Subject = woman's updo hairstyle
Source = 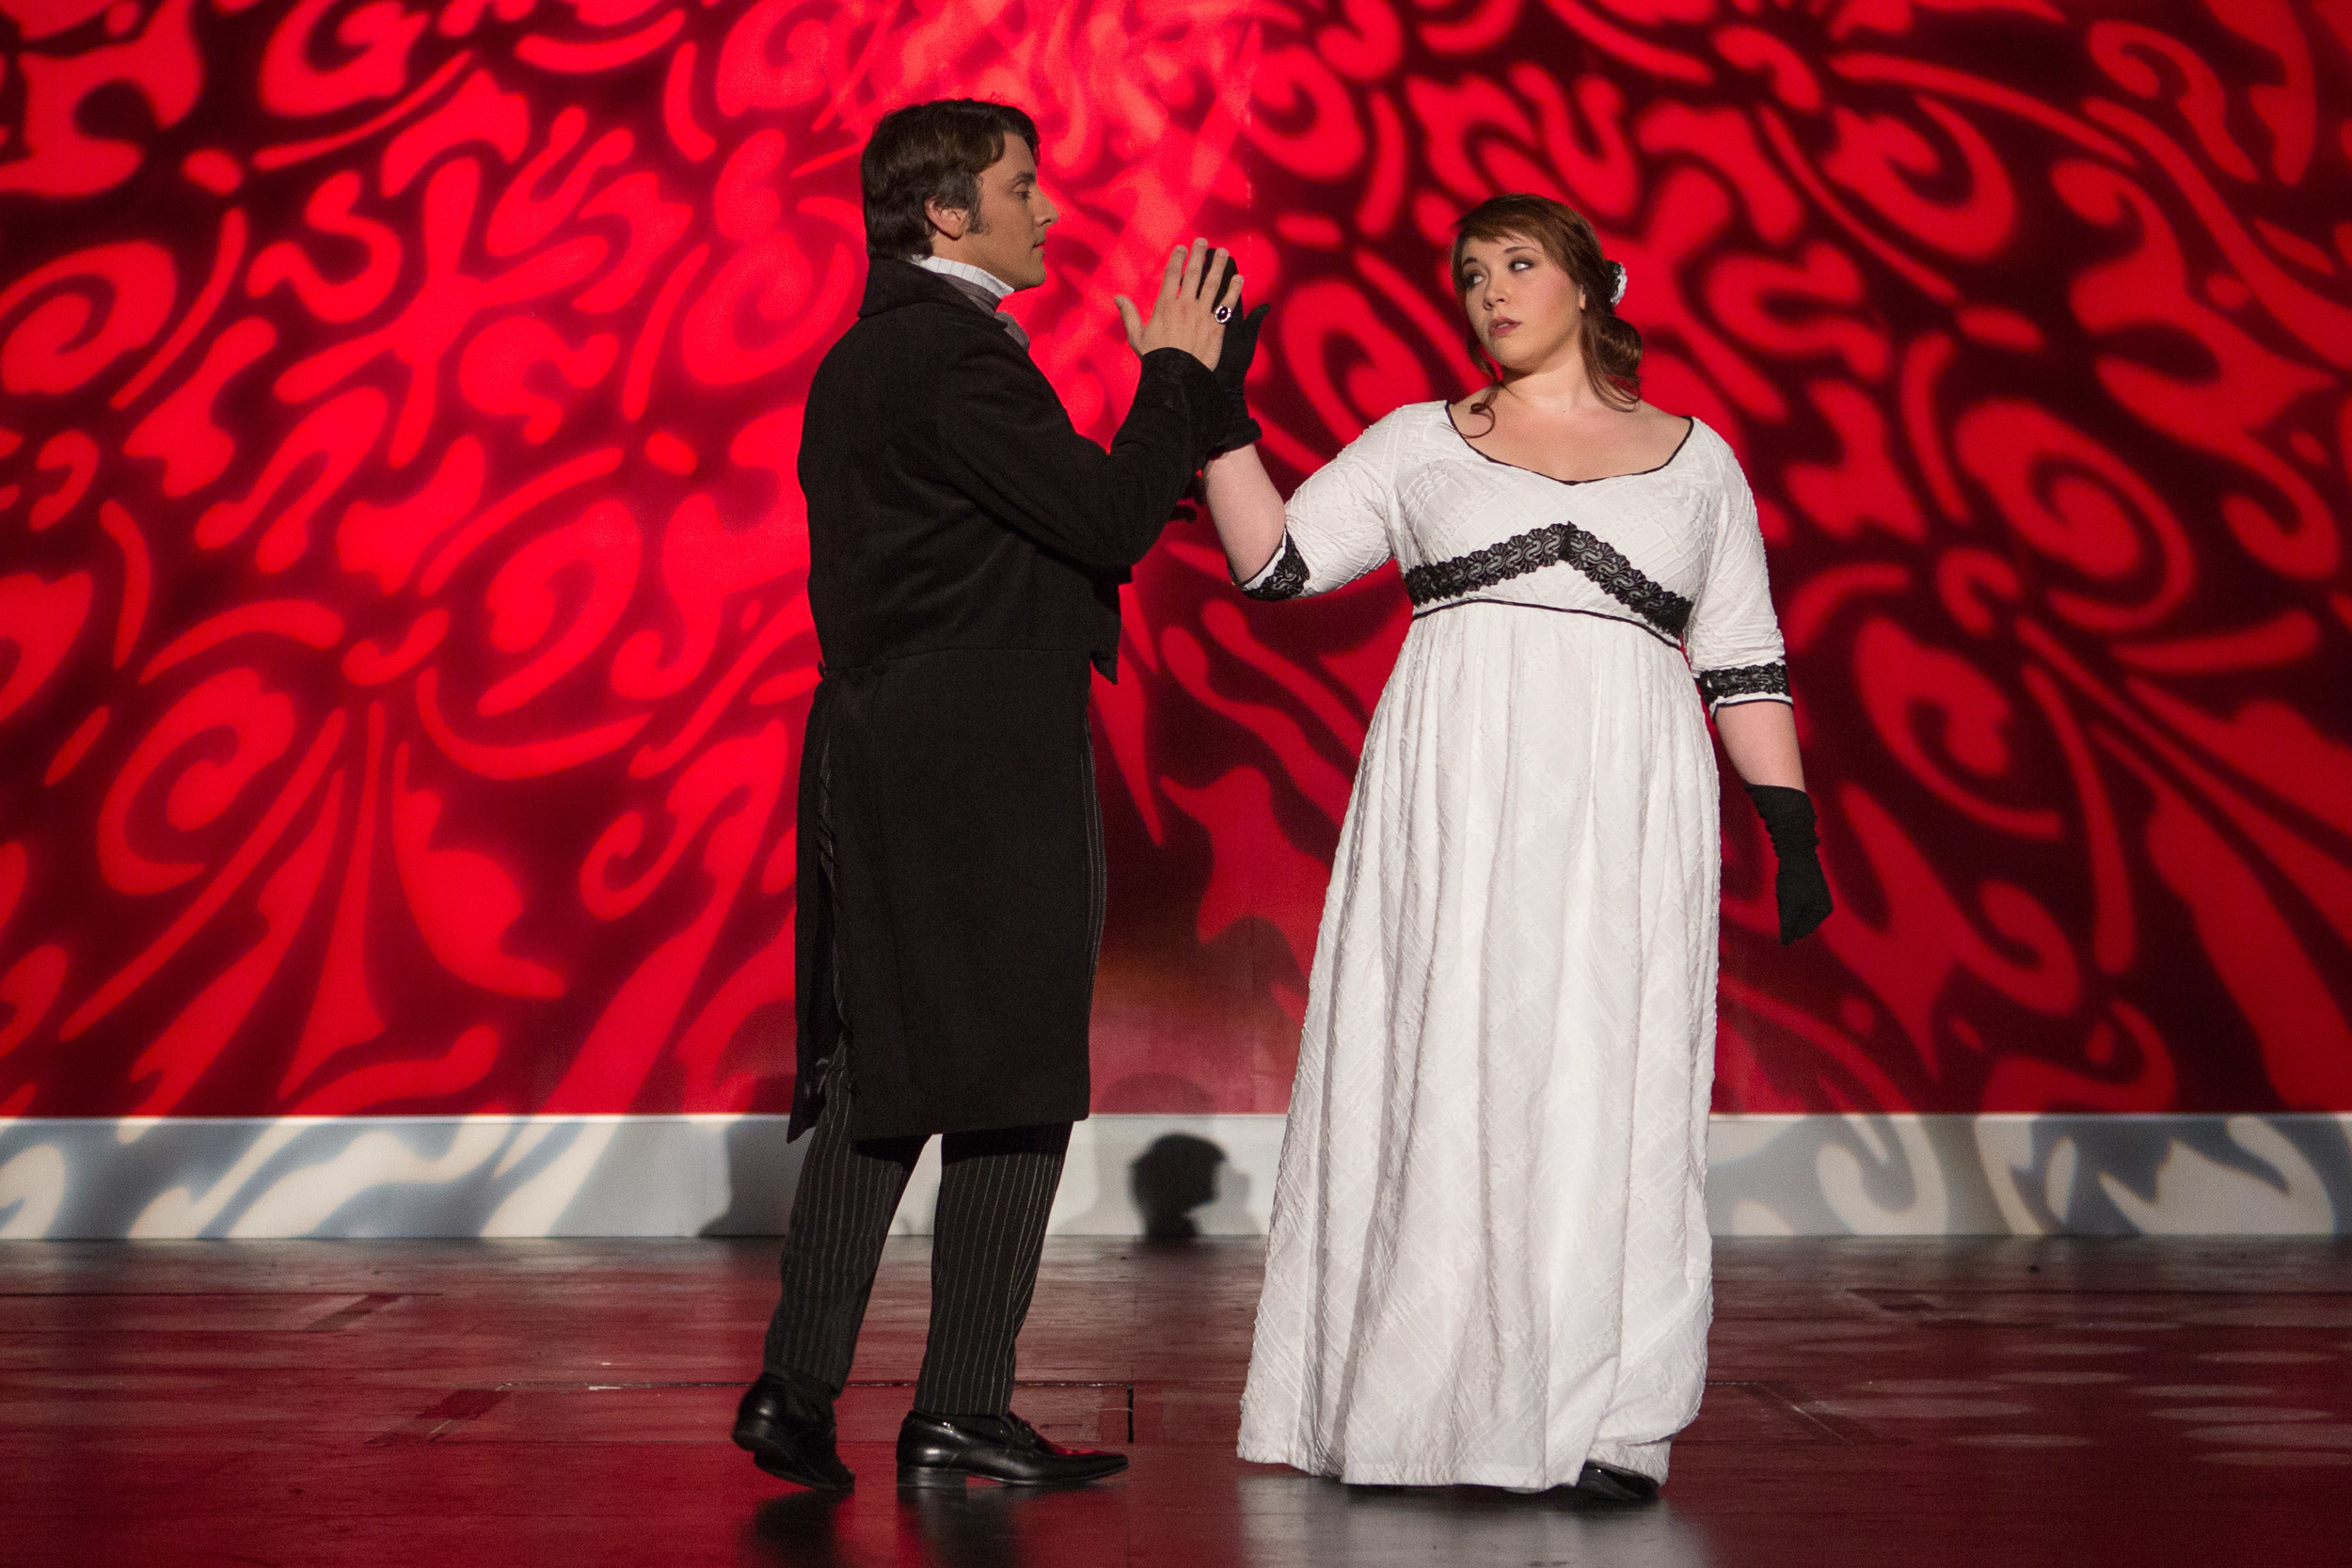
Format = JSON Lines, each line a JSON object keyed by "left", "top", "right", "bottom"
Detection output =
{"left": 1451, "top": 194, "right": 1641, "bottom": 419}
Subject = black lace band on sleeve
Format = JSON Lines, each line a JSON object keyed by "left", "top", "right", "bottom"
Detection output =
{"left": 1239, "top": 533, "right": 1310, "bottom": 601}
{"left": 1697, "top": 661, "right": 1791, "bottom": 707}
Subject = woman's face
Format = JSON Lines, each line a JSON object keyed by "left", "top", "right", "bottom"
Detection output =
{"left": 1455, "top": 233, "right": 1588, "bottom": 376}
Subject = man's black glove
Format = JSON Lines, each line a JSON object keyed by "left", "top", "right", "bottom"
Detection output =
{"left": 1207, "top": 263, "right": 1269, "bottom": 456}
{"left": 1743, "top": 784, "right": 1833, "bottom": 944}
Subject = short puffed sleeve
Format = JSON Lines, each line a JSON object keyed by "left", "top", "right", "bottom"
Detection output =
{"left": 1233, "top": 410, "right": 1409, "bottom": 599}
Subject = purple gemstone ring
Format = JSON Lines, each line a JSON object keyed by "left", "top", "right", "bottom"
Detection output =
{"left": 1214, "top": 304, "right": 1233, "bottom": 323}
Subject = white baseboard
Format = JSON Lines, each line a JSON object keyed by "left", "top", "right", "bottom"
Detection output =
{"left": 2, "top": 1113, "right": 2346, "bottom": 1240}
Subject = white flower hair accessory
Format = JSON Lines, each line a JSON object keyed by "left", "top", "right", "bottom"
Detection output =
{"left": 1610, "top": 261, "right": 1628, "bottom": 307}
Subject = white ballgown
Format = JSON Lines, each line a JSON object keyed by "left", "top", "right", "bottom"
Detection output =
{"left": 1235, "top": 404, "right": 1791, "bottom": 1490}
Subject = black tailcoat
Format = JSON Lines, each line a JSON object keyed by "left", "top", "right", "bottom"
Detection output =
{"left": 789, "top": 260, "right": 1221, "bottom": 1140}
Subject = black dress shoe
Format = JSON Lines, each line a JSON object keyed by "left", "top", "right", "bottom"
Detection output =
{"left": 1571, "top": 1460, "right": 1661, "bottom": 1504}
{"left": 733, "top": 1371, "right": 853, "bottom": 1491}
{"left": 897, "top": 1410, "right": 1128, "bottom": 1487}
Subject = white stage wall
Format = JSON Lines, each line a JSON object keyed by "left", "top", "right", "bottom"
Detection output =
{"left": 4, "top": 1114, "right": 2347, "bottom": 1240}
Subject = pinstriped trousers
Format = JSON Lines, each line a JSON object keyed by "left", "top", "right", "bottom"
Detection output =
{"left": 761, "top": 1048, "right": 1071, "bottom": 1417}
{"left": 762, "top": 709, "right": 1075, "bottom": 1417}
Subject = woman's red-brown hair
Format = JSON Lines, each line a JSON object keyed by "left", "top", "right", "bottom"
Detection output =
{"left": 1451, "top": 194, "right": 1641, "bottom": 424}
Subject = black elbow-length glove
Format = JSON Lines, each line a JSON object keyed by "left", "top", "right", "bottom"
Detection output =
{"left": 1743, "top": 784, "right": 1833, "bottom": 944}
{"left": 1206, "top": 275, "right": 1270, "bottom": 457}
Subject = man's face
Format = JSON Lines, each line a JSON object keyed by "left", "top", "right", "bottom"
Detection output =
{"left": 934, "top": 138, "right": 1057, "bottom": 291}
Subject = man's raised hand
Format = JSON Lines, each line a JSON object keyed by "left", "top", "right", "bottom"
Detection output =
{"left": 1116, "top": 239, "right": 1245, "bottom": 372}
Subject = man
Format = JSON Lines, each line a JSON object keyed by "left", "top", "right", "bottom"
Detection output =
{"left": 732, "top": 99, "right": 1257, "bottom": 1490}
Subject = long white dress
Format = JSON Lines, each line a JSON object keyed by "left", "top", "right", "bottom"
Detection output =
{"left": 1234, "top": 403, "right": 1792, "bottom": 1491}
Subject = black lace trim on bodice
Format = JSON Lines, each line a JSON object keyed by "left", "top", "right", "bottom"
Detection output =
{"left": 1239, "top": 534, "right": 1310, "bottom": 601}
{"left": 1402, "top": 519, "right": 1692, "bottom": 639}
{"left": 1696, "top": 661, "right": 1790, "bottom": 706}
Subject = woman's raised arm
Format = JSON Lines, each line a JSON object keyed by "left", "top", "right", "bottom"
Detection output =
{"left": 1201, "top": 444, "right": 1289, "bottom": 583}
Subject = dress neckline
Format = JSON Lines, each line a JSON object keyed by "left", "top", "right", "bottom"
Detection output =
{"left": 1438, "top": 403, "right": 1696, "bottom": 487}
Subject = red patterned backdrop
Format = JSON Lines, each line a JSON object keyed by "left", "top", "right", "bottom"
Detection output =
{"left": 1, "top": 0, "right": 2346, "bottom": 1125}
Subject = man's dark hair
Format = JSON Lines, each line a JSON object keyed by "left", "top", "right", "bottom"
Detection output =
{"left": 861, "top": 100, "right": 1041, "bottom": 261}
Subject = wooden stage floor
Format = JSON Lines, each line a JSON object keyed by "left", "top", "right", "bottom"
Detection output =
{"left": 5, "top": 1236, "right": 2349, "bottom": 1566}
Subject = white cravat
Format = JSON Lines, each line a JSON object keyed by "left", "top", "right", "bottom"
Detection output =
{"left": 914, "top": 255, "right": 1015, "bottom": 300}
{"left": 914, "top": 255, "right": 1026, "bottom": 348}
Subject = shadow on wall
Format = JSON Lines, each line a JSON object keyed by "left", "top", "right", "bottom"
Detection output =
{"left": 702, "top": 1117, "right": 807, "bottom": 1237}
{"left": 699, "top": 1114, "right": 1267, "bottom": 1240}
{"left": 1131, "top": 1132, "right": 1229, "bottom": 1241}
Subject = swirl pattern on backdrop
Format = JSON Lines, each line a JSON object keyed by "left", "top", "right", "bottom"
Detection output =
{"left": 0, "top": 0, "right": 2347, "bottom": 1141}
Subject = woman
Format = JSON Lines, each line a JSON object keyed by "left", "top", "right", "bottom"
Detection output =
{"left": 1205, "top": 195, "right": 1831, "bottom": 1497}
